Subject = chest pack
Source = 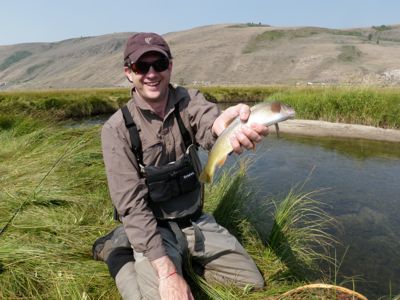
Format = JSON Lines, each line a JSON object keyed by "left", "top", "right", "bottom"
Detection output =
{"left": 121, "top": 103, "right": 203, "bottom": 223}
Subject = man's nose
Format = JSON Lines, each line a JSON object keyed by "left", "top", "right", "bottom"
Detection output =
{"left": 146, "top": 66, "right": 158, "bottom": 76}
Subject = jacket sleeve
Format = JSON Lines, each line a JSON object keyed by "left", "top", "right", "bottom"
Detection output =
{"left": 101, "top": 118, "right": 166, "bottom": 261}
{"left": 186, "top": 89, "right": 221, "bottom": 151}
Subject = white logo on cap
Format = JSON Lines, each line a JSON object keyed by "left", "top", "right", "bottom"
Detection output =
{"left": 145, "top": 37, "right": 152, "bottom": 44}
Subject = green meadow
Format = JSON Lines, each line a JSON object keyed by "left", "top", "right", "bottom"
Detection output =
{"left": 200, "top": 85, "right": 400, "bottom": 129}
{"left": 1, "top": 85, "right": 400, "bottom": 128}
{"left": 1, "top": 85, "right": 392, "bottom": 299}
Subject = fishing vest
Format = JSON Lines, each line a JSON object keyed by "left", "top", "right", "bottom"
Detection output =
{"left": 120, "top": 102, "right": 204, "bottom": 225}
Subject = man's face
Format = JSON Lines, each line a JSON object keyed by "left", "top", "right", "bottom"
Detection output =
{"left": 125, "top": 52, "right": 172, "bottom": 104}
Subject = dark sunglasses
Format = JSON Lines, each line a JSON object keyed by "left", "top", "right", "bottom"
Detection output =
{"left": 131, "top": 58, "right": 170, "bottom": 74}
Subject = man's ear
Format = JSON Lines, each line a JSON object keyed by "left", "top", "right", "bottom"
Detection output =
{"left": 124, "top": 67, "right": 133, "bottom": 83}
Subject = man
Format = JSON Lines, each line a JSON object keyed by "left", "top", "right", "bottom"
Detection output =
{"left": 97, "top": 32, "right": 268, "bottom": 300}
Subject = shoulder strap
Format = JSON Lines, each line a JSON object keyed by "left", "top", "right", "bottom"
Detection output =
{"left": 174, "top": 102, "right": 192, "bottom": 150}
{"left": 121, "top": 105, "right": 144, "bottom": 167}
{"left": 121, "top": 103, "right": 193, "bottom": 165}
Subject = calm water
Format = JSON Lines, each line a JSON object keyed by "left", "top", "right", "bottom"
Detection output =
{"left": 206, "top": 133, "right": 400, "bottom": 299}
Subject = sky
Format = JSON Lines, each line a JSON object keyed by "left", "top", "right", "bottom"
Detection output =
{"left": 1, "top": 0, "right": 399, "bottom": 45}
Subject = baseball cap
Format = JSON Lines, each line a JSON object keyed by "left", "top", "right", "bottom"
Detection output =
{"left": 123, "top": 32, "right": 172, "bottom": 65}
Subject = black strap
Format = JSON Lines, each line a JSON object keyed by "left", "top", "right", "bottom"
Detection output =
{"left": 192, "top": 221, "right": 205, "bottom": 252}
{"left": 121, "top": 103, "right": 193, "bottom": 167}
{"left": 169, "top": 221, "right": 189, "bottom": 260}
{"left": 173, "top": 102, "right": 193, "bottom": 150}
{"left": 156, "top": 208, "right": 202, "bottom": 229}
{"left": 121, "top": 106, "right": 144, "bottom": 167}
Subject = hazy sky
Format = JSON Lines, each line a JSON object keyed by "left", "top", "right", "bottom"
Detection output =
{"left": 1, "top": 0, "right": 399, "bottom": 45}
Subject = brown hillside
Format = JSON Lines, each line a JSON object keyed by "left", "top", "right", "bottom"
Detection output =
{"left": 1, "top": 23, "right": 400, "bottom": 89}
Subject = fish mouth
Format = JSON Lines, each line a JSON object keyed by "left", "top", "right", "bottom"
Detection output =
{"left": 281, "top": 104, "right": 296, "bottom": 118}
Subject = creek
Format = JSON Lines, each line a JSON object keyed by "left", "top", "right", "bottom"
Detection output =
{"left": 210, "top": 133, "right": 400, "bottom": 299}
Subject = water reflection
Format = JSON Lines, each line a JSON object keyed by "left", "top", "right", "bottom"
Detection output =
{"left": 212, "top": 133, "right": 400, "bottom": 299}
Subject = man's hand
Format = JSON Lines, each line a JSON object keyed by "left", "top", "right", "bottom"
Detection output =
{"left": 151, "top": 256, "right": 194, "bottom": 300}
{"left": 212, "top": 103, "right": 269, "bottom": 154}
{"left": 158, "top": 272, "right": 194, "bottom": 300}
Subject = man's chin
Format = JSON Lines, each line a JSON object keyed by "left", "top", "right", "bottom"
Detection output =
{"left": 143, "top": 91, "right": 164, "bottom": 102}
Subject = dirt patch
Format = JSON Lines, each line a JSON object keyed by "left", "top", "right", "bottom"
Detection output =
{"left": 277, "top": 119, "right": 400, "bottom": 142}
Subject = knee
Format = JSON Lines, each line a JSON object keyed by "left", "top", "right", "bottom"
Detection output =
{"left": 106, "top": 247, "right": 134, "bottom": 279}
{"left": 251, "top": 274, "right": 265, "bottom": 290}
{"left": 238, "top": 271, "right": 265, "bottom": 290}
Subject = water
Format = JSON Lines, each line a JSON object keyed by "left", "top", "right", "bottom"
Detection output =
{"left": 212, "top": 133, "right": 400, "bottom": 299}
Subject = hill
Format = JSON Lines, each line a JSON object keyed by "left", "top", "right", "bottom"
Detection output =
{"left": 1, "top": 23, "right": 400, "bottom": 89}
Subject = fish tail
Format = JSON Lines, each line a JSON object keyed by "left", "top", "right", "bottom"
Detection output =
{"left": 199, "top": 168, "right": 212, "bottom": 183}
{"left": 199, "top": 164, "right": 213, "bottom": 183}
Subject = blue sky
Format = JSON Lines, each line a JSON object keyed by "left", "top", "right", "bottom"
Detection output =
{"left": 1, "top": 0, "right": 399, "bottom": 45}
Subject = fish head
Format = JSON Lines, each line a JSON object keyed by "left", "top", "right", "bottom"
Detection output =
{"left": 279, "top": 103, "right": 296, "bottom": 119}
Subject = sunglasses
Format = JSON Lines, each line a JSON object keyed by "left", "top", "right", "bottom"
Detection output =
{"left": 131, "top": 58, "right": 170, "bottom": 74}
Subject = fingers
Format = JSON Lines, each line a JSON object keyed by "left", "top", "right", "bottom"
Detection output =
{"left": 212, "top": 104, "right": 252, "bottom": 137}
{"left": 230, "top": 124, "right": 269, "bottom": 154}
{"left": 230, "top": 133, "right": 244, "bottom": 154}
{"left": 230, "top": 127, "right": 256, "bottom": 154}
{"left": 212, "top": 106, "right": 239, "bottom": 137}
{"left": 250, "top": 123, "right": 269, "bottom": 137}
{"left": 237, "top": 103, "right": 250, "bottom": 122}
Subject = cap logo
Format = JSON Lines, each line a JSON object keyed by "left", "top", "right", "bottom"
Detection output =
{"left": 145, "top": 37, "right": 152, "bottom": 44}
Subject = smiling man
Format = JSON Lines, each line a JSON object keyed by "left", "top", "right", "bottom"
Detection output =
{"left": 97, "top": 32, "right": 268, "bottom": 300}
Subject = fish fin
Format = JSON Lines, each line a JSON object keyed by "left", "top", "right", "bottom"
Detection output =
{"left": 275, "top": 123, "right": 280, "bottom": 139}
{"left": 199, "top": 170, "right": 211, "bottom": 183}
{"left": 216, "top": 155, "right": 227, "bottom": 167}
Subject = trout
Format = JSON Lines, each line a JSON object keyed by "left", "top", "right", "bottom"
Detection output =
{"left": 199, "top": 101, "right": 295, "bottom": 183}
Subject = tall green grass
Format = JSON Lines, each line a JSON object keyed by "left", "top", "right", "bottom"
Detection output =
{"left": 2, "top": 86, "right": 400, "bottom": 128}
{"left": 0, "top": 117, "right": 342, "bottom": 299}
{"left": 0, "top": 117, "right": 118, "bottom": 299}
{"left": 199, "top": 86, "right": 400, "bottom": 129}
{"left": 0, "top": 88, "right": 129, "bottom": 119}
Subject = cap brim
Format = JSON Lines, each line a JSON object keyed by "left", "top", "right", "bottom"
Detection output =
{"left": 128, "top": 47, "right": 169, "bottom": 64}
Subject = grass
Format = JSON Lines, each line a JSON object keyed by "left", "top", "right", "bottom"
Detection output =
{"left": 2, "top": 85, "right": 400, "bottom": 129}
{"left": 198, "top": 86, "right": 400, "bottom": 129}
{"left": 0, "top": 88, "right": 130, "bottom": 119}
{"left": 0, "top": 118, "right": 119, "bottom": 299}
{"left": 0, "top": 111, "right": 345, "bottom": 299}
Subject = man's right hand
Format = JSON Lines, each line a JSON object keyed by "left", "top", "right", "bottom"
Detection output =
{"left": 159, "top": 272, "right": 194, "bottom": 300}
{"left": 151, "top": 256, "right": 194, "bottom": 300}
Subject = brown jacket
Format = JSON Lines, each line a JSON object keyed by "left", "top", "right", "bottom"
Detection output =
{"left": 101, "top": 85, "right": 220, "bottom": 260}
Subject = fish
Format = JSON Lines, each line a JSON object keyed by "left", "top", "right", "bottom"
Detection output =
{"left": 199, "top": 101, "right": 295, "bottom": 183}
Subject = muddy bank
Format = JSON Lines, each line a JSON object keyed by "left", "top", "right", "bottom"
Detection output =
{"left": 276, "top": 120, "right": 400, "bottom": 143}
